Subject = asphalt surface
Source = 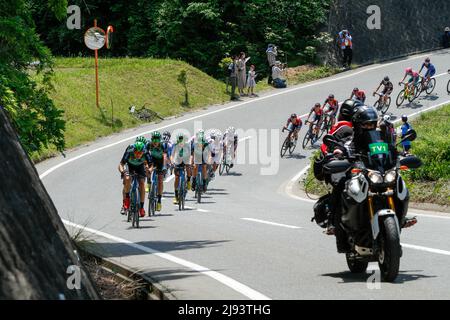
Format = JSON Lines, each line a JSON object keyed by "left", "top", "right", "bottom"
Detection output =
{"left": 37, "top": 49, "right": 450, "bottom": 300}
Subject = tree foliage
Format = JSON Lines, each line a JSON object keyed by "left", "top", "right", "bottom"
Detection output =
{"left": 0, "top": 0, "right": 66, "bottom": 155}
{"left": 31, "top": 0, "right": 330, "bottom": 76}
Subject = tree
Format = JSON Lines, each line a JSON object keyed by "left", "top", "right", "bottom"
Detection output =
{"left": 0, "top": 0, "right": 67, "bottom": 155}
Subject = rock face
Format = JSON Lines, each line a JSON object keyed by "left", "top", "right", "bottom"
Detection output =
{"left": 0, "top": 107, "right": 99, "bottom": 299}
{"left": 326, "top": 0, "right": 449, "bottom": 65}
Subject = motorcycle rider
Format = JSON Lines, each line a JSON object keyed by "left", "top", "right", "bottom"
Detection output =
{"left": 313, "top": 99, "right": 363, "bottom": 252}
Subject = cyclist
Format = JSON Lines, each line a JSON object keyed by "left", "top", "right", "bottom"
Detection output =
{"left": 322, "top": 94, "right": 339, "bottom": 126}
{"left": 146, "top": 131, "right": 168, "bottom": 212}
{"left": 207, "top": 130, "right": 223, "bottom": 179}
{"left": 162, "top": 131, "right": 174, "bottom": 177}
{"left": 118, "top": 137, "right": 151, "bottom": 218}
{"left": 399, "top": 67, "right": 421, "bottom": 92}
{"left": 373, "top": 76, "right": 393, "bottom": 106}
{"left": 306, "top": 103, "right": 323, "bottom": 139}
{"left": 350, "top": 87, "right": 366, "bottom": 104}
{"left": 283, "top": 113, "right": 303, "bottom": 146}
{"left": 223, "top": 127, "right": 238, "bottom": 168}
{"left": 191, "top": 129, "right": 210, "bottom": 192}
{"left": 418, "top": 57, "right": 436, "bottom": 89}
{"left": 171, "top": 133, "right": 192, "bottom": 205}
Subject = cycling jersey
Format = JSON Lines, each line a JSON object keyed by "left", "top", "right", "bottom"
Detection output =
{"left": 146, "top": 142, "right": 167, "bottom": 169}
{"left": 311, "top": 107, "right": 322, "bottom": 116}
{"left": 287, "top": 116, "right": 302, "bottom": 127}
{"left": 172, "top": 142, "right": 191, "bottom": 165}
{"left": 121, "top": 144, "right": 152, "bottom": 167}
{"left": 163, "top": 141, "right": 174, "bottom": 158}
{"left": 191, "top": 137, "right": 209, "bottom": 164}
{"left": 323, "top": 99, "right": 339, "bottom": 115}
{"left": 353, "top": 90, "right": 366, "bottom": 101}
{"left": 381, "top": 81, "right": 394, "bottom": 93}
{"left": 421, "top": 63, "right": 436, "bottom": 78}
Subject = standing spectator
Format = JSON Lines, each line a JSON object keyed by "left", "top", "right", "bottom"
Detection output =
{"left": 229, "top": 55, "right": 239, "bottom": 101}
{"left": 399, "top": 115, "right": 413, "bottom": 154}
{"left": 442, "top": 27, "right": 450, "bottom": 48}
{"left": 237, "top": 52, "right": 248, "bottom": 97}
{"left": 266, "top": 44, "right": 278, "bottom": 85}
{"left": 338, "top": 29, "right": 353, "bottom": 69}
{"left": 247, "top": 65, "right": 257, "bottom": 97}
{"left": 272, "top": 61, "right": 287, "bottom": 88}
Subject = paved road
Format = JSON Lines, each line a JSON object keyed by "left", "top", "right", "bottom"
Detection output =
{"left": 37, "top": 49, "right": 450, "bottom": 300}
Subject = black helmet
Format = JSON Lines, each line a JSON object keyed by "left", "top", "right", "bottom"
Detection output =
{"left": 328, "top": 94, "right": 335, "bottom": 99}
{"left": 402, "top": 115, "right": 408, "bottom": 122}
{"left": 352, "top": 105, "right": 379, "bottom": 130}
{"left": 353, "top": 87, "right": 359, "bottom": 92}
{"left": 383, "top": 76, "right": 390, "bottom": 82}
{"left": 291, "top": 113, "right": 297, "bottom": 118}
{"left": 163, "top": 131, "right": 171, "bottom": 141}
{"left": 338, "top": 99, "right": 362, "bottom": 122}
{"left": 425, "top": 57, "right": 430, "bottom": 63}
{"left": 314, "top": 103, "right": 321, "bottom": 108}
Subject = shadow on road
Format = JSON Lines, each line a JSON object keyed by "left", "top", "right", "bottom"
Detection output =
{"left": 321, "top": 269, "right": 436, "bottom": 284}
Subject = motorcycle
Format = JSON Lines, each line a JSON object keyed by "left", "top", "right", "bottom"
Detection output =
{"left": 317, "top": 129, "right": 421, "bottom": 282}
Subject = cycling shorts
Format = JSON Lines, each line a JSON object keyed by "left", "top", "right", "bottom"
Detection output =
{"left": 127, "top": 163, "right": 147, "bottom": 179}
{"left": 408, "top": 76, "right": 420, "bottom": 84}
{"left": 382, "top": 87, "right": 393, "bottom": 95}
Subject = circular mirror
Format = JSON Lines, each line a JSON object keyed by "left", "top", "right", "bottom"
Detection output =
{"left": 84, "top": 27, "right": 106, "bottom": 50}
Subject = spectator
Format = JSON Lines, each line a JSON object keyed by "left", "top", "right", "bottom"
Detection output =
{"left": 229, "top": 55, "right": 239, "bottom": 101}
{"left": 237, "top": 52, "right": 248, "bottom": 97}
{"left": 442, "top": 27, "right": 450, "bottom": 48}
{"left": 272, "top": 61, "right": 287, "bottom": 88}
{"left": 266, "top": 44, "right": 278, "bottom": 85}
{"left": 399, "top": 115, "right": 413, "bottom": 155}
{"left": 247, "top": 65, "right": 257, "bottom": 97}
{"left": 338, "top": 29, "right": 353, "bottom": 69}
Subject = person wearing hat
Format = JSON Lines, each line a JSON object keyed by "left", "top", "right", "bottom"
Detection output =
{"left": 272, "top": 61, "right": 286, "bottom": 88}
{"left": 442, "top": 27, "right": 450, "bottom": 48}
{"left": 266, "top": 44, "right": 278, "bottom": 85}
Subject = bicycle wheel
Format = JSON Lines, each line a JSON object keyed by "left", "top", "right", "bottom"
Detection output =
{"left": 178, "top": 184, "right": 183, "bottom": 211}
{"left": 302, "top": 131, "right": 311, "bottom": 149}
{"left": 425, "top": 78, "right": 436, "bottom": 95}
{"left": 412, "top": 84, "right": 421, "bottom": 100}
{"left": 396, "top": 90, "right": 405, "bottom": 107}
{"left": 219, "top": 160, "right": 225, "bottom": 176}
{"left": 196, "top": 174, "right": 202, "bottom": 203}
{"left": 447, "top": 80, "right": 450, "bottom": 94}
{"left": 374, "top": 99, "right": 380, "bottom": 111}
{"left": 148, "top": 184, "right": 155, "bottom": 217}
{"left": 288, "top": 137, "right": 297, "bottom": 154}
{"left": 226, "top": 164, "right": 230, "bottom": 174}
{"left": 280, "top": 137, "right": 290, "bottom": 158}
{"left": 381, "top": 97, "right": 391, "bottom": 115}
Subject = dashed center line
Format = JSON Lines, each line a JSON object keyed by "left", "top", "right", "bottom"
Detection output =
{"left": 242, "top": 218, "right": 302, "bottom": 229}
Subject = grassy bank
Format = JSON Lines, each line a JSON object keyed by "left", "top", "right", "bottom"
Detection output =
{"left": 301, "top": 104, "right": 450, "bottom": 207}
{"left": 33, "top": 58, "right": 339, "bottom": 162}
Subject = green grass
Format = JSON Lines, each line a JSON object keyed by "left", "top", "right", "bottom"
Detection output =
{"left": 32, "top": 58, "right": 339, "bottom": 162}
{"left": 301, "top": 104, "right": 450, "bottom": 207}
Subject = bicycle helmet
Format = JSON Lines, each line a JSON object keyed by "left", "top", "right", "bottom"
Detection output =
{"left": 227, "top": 126, "right": 235, "bottom": 133}
{"left": 176, "top": 133, "right": 185, "bottom": 142}
{"left": 196, "top": 129, "right": 205, "bottom": 140}
{"left": 402, "top": 115, "right": 408, "bottom": 122}
{"left": 405, "top": 67, "right": 413, "bottom": 74}
{"left": 291, "top": 113, "right": 297, "bottom": 119}
{"left": 151, "top": 131, "right": 161, "bottom": 142}
{"left": 339, "top": 99, "right": 362, "bottom": 122}
{"left": 210, "top": 130, "right": 217, "bottom": 140}
{"left": 314, "top": 103, "right": 321, "bottom": 108}
{"left": 353, "top": 87, "right": 359, "bottom": 93}
{"left": 135, "top": 136, "right": 147, "bottom": 144}
{"left": 383, "top": 76, "right": 390, "bottom": 82}
{"left": 328, "top": 94, "right": 335, "bottom": 99}
{"left": 163, "top": 131, "right": 171, "bottom": 141}
{"left": 425, "top": 57, "right": 431, "bottom": 63}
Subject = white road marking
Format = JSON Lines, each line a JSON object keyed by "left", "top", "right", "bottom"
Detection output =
{"left": 183, "top": 206, "right": 211, "bottom": 213}
{"left": 402, "top": 243, "right": 450, "bottom": 256}
{"left": 242, "top": 218, "right": 302, "bottom": 229}
{"left": 62, "top": 219, "right": 270, "bottom": 300}
{"left": 39, "top": 50, "right": 447, "bottom": 180}
{"left": 410, "top": 213, "right": 450, "bottom": 220}
{"left": 197, "top": 208, "right": 211, "bottom": 213}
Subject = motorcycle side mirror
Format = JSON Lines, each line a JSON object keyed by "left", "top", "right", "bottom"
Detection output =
{"left": 400, "top": 155, "right": 422, "bottom": 169}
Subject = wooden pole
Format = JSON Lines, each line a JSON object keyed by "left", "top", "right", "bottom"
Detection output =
{"left": 94, "top": 19, "right": 100, "bottom": 108}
